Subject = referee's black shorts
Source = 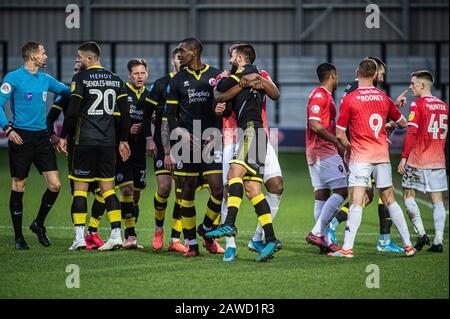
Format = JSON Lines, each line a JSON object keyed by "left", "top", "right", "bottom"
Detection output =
{"left": 69, "top": 145, "right": 116, "bottom": 182}
{"left": 8, "top": 128, "right": 58, "bottom": 180}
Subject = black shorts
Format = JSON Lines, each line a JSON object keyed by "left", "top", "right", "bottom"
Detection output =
{"left": 174, "top": 143, "right": 222, "bottom": 178}
{"left": 153, "top": 143, "right": 172, "bottom": 176}
{"left": 8, "top": 129, "right": 58, "bottom": 179}
{"left": 116, "top": 159, "right": 147, "bottom": 191}
{"left": 230, "top": 125, "right": 267, "bottom": 182}
{"left": 69, "top": 145, "right": 116, "bottom": 182}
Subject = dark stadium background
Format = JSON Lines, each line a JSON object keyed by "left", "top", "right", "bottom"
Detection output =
{"left": 0, "top": 0, "right": 448, "bottom": 151}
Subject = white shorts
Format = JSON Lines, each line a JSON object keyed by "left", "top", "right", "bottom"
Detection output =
{"left": 263, "top": 142, "right": 283, "bottom": 183}
{"left": 402, "top": 165, "right": 448, "bottom": 193}
{"left": 348, "top": 162, "right": 392, "bottom": 188}
{"left": 222, "top": 142, "right": 283, "bottom": 185}
{"left": 308, "top": 155, "right": 347, "bottom": 191}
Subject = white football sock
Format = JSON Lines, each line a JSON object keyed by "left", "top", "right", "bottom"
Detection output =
{"left": 342, "top": 205, "right": 363, "bottom": 251}
{"left": 312, "top": 194, "right": 344, "bottom": 239}
{"left": 313, "top": 200, "right": 326, "bottom": 222}
{"left": 253, "top": 192, "right": 282, "bottom": 242}
{"left": 404, "top": 197, "right": 426, "bottom": 236}
{"left": 433, "top": 201, "right": 446, "bottom": 245}
{"left": 221, "top": 199, "right": 236, "bottom": 248}
{"left": 75, "top": 226, "right": 85, "bottom": 241}
{"left": 110, "top": 227, "right": 121, "bottom": 240}
{"left": 387, "top": 202, "right": 412, "bottom": 247}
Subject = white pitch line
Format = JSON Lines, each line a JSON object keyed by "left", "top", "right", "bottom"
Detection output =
{"left": 393, "top": 189, "right": 449, "bottom": 215}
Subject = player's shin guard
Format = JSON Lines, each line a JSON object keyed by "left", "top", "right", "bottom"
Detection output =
{"left": 88, "top": 191, "right": 105, "bottom": 234}
{"left": 10, "top": 191, "right": 24, "bottom": 240}
{"left": 103, "top": 190, "right": 121, "bottom": 231}
{"left": 181, "top": 198, "right": 197, "bottom": 248}
{"left": 224, "top": 178, "right": 244, "bottom": 226}
{"left": 387, "top": 202, "right": 412, "bottom": 247}
{"left": 202, "top": 194, "right": 222, "bottom": 231}
{"left": 170, "top": 198, "right": 182, "bottom": 240}
{"left": 72, "top": 191, "right": 88, "bottom": 240}
{"left": 121, "top": 195, "right": 136, "bottom": 238}
{"left": 35, "top": 189, "right": 59, "bottom": 226}
{"left": 154, "top": 192, "right": 168, "bottom": 229}
{"left": 251, "top": 194, "right": 276, "bottom": 243}
{"left": 378, "top": 198, "right": 392, "bottom": 242}
{"left": 432, "top": 201, "right": 446, "bottom": 245}
{"left": 342, "top": 205, "right": 363, "bottom": 251}
{"left": 404, "top": 197, "right": 426, "bottom": 236}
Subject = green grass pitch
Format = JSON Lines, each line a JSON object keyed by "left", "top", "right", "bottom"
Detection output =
{"left": 0, "top": 149, "right": 448, "bottom": 298}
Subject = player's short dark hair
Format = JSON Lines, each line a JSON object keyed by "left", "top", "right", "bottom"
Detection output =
{"left": 228, "top": 41, "right": 246, "bottom": 56}
{"left": 358, "top": 58, "right": 378, "bottom": 78}
{"left": 316, "top": 63, "right": 336, "bottom": 83}
{"left": 411, "top": 70, "right": 434, "bottom": 84}
{"left": 234, "top": 44, "right": 256, "bottom": 64}
{"left": 180, "top": 37, "right": 203, "bottom": 54}
{"left": 78, "top": 41, "right": 101, "bottom": 59}
{"left": 171, "top": 47, "right": 182, "bottom": 59}
{"left": 367, "top": 56, "right": 387, "bottom": 72}
{"left": 127, "top": 58, "right": 148, "bottom": 73}
{"left": 22, "top": 41, "right": 42, "bottom": 60}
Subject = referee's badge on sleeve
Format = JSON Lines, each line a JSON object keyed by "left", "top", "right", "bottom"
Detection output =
{"left": 71, "top": 81, "right": 76, "bottom": 92}
{"left": 43, "top": 92, "right": 47, "bottom": 101}
{"left": 1, "top": 82, "right": 12, "bottom": 94}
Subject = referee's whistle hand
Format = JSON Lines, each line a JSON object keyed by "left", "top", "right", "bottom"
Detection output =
{"left": 8, "top": 130, "right": 23, "bottom": 145}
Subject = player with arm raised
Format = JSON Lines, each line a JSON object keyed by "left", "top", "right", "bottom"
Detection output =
{"left": 58, "top": 41, "right": 130, "bottom": 251}
{"left": 329, "top": 58, "right": 415, "bottom": 258}
{"left": 398, "top": 70, "right": 448, "bottom": 253}
{"left": 0, "top": 41, "right": 70, "bottom": 249}
{"left": 328, "top": 56, "right": 406, "bottom": 254}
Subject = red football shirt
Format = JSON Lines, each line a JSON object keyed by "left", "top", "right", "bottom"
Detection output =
{"left": 406, "top": 95, "right": 448, "bottom": 169}
{"left": 337, "top": 87, "right": 404, "bottom": 164}
{"left": 306, "top": 86, "right": 338, "bottom": 165}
